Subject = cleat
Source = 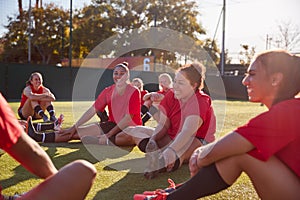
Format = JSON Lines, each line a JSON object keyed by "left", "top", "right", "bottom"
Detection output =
{"left": 133, "top": 179, "right": 178, "bottom": 200}
{"left": 26, "top": 116, "right": 37, "bottom": 138}
{"left": 54, "top": 114, "right": 64, "bottom": 131}
{"left": 143, "top": 179, "right": 179, "bottom": 195}
{"left": 133, "top": 191, "right": 168, "bottom": 200}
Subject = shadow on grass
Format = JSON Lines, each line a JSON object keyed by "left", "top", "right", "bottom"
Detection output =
{"left": 1, "top": 142, "right": 134, "bottom": 191}
{"left": 92, "top": 158, "right": 190, "bottom": 200}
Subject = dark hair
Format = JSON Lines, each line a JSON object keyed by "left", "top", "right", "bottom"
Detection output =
{"left": 178, "top": 62, "right": 206, "bottom": 90}
{"left": 26, "top": 72, "right": 43, "bottom": 86}
{"left": 254, "top": 50, "right": 300, "bottom": 105}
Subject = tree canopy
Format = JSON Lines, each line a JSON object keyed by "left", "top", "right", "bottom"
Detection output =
{"left": 0, "top": 0, "right": 220, "bottom": 66}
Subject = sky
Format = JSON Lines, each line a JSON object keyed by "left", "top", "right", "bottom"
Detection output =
{"left": 1, "top": 0, "right": 300, "bottom": 60}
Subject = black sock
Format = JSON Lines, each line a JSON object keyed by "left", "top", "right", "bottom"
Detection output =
{"left": 46, "top": 105, "right": 55, "bottom": 117}
{"left": 33, "top": 123, "right": 54, "bottom": 131}
{"left": 167, "top": 163, "right": 230, "bottom": 200}
{"left": 34, "top": 105, "right": 47, "bottom": 118}
{"left": 138, "top": 138, "right": 150, "bottom": 152}
{"left": 29, "top": 131, "right": 43, "bottom": 142}
{"left": 43, "top": 132, "right": 55, "bottom": 143}
{"left": 142, "top": 113, "right": 152, "bottom": 125}
{"left": 141, "top": 105, "right": 149, "bottom": 115}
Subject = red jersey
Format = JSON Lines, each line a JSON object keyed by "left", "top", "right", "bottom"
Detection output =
{"left": 235, "top": 98, "right": 300, "bottom": 177}
{"left": 0, "top": 94, "right": 23, "bottom": 200}
{"left": 159, "top": 89, "right": 216, "bottom": 142}
{"left": 0, "top": 93, "right": 22, "bottom": 151}
{"left": 94, "top": 84, "right": 142, "bottom": 126}
{"left": 18, "top": 85, "right": 44, "bottom": 111}
{"left": 140, "top": 90, "right": 149, "bottom": 105}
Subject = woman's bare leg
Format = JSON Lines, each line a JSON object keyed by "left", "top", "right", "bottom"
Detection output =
{"left": 179, "top": 138, "right": 202, "bottom": 164}
{"left": 76, "top": 123, "right": 103, "bottom": 138}
{"left": 21, "top": 100, "right": 35, "bottom": 119}
{"left": 217, "top": 154, "right": 300, "bottom": 200}
{"left": 20, "top": 160, "right": 96, "bottom": 200}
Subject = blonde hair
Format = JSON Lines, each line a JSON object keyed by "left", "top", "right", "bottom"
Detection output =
{"left": 158, "top": 73, "right": 173, "bottom": 88}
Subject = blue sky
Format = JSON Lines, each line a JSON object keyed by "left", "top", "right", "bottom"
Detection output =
{"left": 1, "top": 0, "right": 300, "bottom": 59}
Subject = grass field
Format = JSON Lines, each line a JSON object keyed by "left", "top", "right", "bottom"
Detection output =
{"left": 0, "top": 100, "right": 267, "bottom": 200}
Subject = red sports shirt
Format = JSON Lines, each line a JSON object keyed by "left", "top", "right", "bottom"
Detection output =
{"left": 235, "top": 98, "right": 300, "bottom": 177}
{"left": 159, "top": 89, "right": 216, "bottom": 142}
{"left": 94, "top": 84, "right": 142, "bottom": 126}
{"left": 0, "top": 93, "right": 23, "bottom": 198}
{"left": 18, "top": 85, "right": 44, "bottom": 111}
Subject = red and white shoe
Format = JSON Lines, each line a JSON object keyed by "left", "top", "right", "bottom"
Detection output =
{"left": 133, "top": 191, "right": 168, "bottom": 200}
{"left": 54, "top": 114, "right": 64, "bottom": 131}
{"left": 133, "top": 179, "right": 180, "bottom": 200}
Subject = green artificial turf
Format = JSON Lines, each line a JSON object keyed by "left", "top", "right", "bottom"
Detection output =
{"left": 0, "top": 100, "right": 267, "bottom": 199}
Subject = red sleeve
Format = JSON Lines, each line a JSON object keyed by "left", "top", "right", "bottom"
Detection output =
{"left": 0, "top": 93, "right": 22, "bottom": 151}
{"left": 94, "top": 87, "right": 110, "bottom": 111}
{"left": 129, "top": 88, "right": 142, "bottom": 125}
{"left": 235, "top": 101, "right": 298, "bottom": 161}
{"left": 159, "top": 91, "right": 174, "bottom": 117}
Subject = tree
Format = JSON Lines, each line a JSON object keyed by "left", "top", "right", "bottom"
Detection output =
{"left": 238, "top": 44, "right": 255, "bottom": 66}
{"left": 104, "top": 0, "right": 211, "bottom": 66}
{"left": 1, "top": 3, "right": 69, "bottom": 64}
{"left": 274, "top": 21, "right": 300, "bottom": 51}
{"left": 18, "top": 0, "right": 23, "bottom": 19}
{"left": 72, "top": 2, "right": 117, "bottom": 59}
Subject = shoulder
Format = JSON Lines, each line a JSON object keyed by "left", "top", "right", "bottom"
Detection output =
{"left": 42, "top": 86, "right": 51, "bottom": 92}
{"left": 197, "top": 91, "right": 212, "bottom": 105}
{"left": 127, "top": 84, "right": 140, "bottom": 93}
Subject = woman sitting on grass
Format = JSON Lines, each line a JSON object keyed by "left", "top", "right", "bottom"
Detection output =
{"left": 134, "top": 49, "right": 300, "bottom": 200}
{"left": 26, "top": 62, "right": 142, "bottom": 145}
{"left": 141, "top": 73, "right": 173, "bottom": 124}
{"left": 125, "top": 62, "right": 216, "bottom": 179}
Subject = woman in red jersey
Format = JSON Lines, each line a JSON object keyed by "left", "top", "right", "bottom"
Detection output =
{"left": 0, "top": 93, "right": 96, "bottom": 200}
{"left": 18, "top": 72, "right": 59, "bottom": 122}
{"left": 141, "top": 73, "right": 173, "bottom": 124}
{"left": 136, "top": 50, "right": 300, "bottom": 200}
{"left": 28, "top": 62, "right": 142, "bottom": 145}
{"left": 125, "top": 63, "right": 216, "bottom": 179}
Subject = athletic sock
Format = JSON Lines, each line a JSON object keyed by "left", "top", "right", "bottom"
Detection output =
{"left": 43, "top": 132, "right": 55, "bottom": 143}
{"left": 46, "top": 105, "right": 55, "bottom": 117}
{"left": 138, "top": 138, "right": 150, "bottom": 152}
{"left": 33, "top": 123, "right": 54, "bottom": 132}
{"left": 34, "top": 105, "right": 48, "bottom": 121}
{"left": 167, "top": 163, "right": 230, "bottom": 200}
{"left": 142, "top": 112, "right": 152, "bottom": 125}
{"left": 28, "top": 131, "right": 55, "bottom": 143}
{"left": 141, "top": 105, "right": 149, "bottom": 115}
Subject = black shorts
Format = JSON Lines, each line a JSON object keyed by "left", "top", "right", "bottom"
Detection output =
{"left": 99, "top": 121, "right": 117, "bottom": 134}
{"left": 196, "top": 137, "right": 209, "bottom": 145}
{"left": 18, "top": 109, "right": 27, "bottom": 120}
{"left": 18, "top": 108, "right": 40, "bottom": 121}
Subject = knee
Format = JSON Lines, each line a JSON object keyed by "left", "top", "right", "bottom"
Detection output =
{"left": 71, "top": 160, "right": 97, "bottom": 180}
